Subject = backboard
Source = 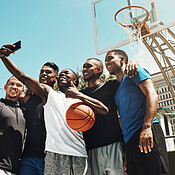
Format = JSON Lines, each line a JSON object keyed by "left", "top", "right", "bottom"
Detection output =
{"left": 92, "top": 0, "right": 175, "bottom": 55}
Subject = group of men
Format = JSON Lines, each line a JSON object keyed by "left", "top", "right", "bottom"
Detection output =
{"left": 0, "top": 43, "right": 169, "bottom": 175}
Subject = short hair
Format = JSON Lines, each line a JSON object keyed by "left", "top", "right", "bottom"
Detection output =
{"left": 69, "top": 69, "right": 79, "bottom": 87}
{"left": 6, "top": 76, "right": 24, "bottom": 89}
{"left": 43, "top": 62, "right": 59, "bottom": 75}
{"left": 6, "top": 76, "right": 16, "bottom": 85}
{"left": 87, "top": 58, "right": 104, "bottom": 71}
{"left": 107, "top": 49, "right": 128, "bottom": 63}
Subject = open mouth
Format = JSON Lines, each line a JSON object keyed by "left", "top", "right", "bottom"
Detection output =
{"left": 83, "top": 72, "right": 89, "bottom": 77}
{"left": 10, "top": 89, "right": 17, "bottom": 95}
{"left": 40, "top": 76, "right": 47, "bottom": 80}
{"left": 59, "top": 76, "right": 67, "bottom": 82}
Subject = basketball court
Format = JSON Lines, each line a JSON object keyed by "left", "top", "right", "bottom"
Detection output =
{"left": 91, "top": 0, "right": 175, "bottom": 100}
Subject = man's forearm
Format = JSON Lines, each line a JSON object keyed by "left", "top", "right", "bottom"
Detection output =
{"left": 1, "top": 56, "right": 47, "bottom": 101}
{"left": 142, "top": 91, "right": 158, "bottom": 128}
{"left": 139, "top": 79, "right": 158, "bottom": 127}
{"left": 76, "top": 93, "right": 108, "bottom": 115}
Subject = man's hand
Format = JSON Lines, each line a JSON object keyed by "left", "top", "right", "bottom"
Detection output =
{"left": 125, "top": 60, "right": 138, "bottom": 78}
{"left": 123, "top": 152, "right": 128, "bottom": 175}
{"left": 139, "top": 126, "right": 153, "bottom": 153}
{"left": 65, "top": 81, "right": 80, "bottom": 98}
{"left": 0, "top": 44, "right": 15, "bottom": 58}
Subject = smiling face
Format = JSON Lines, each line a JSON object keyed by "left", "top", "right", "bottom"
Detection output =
{"left": 39, "top": 66, "right": 57, "bottom": 87}
{"left": 4, "top": 77, "right": 24, "bottom": 101}
{"left": 105, "top": 52, "right": 122, "bottom": 75}
{"left": 82, "top": 59, "right": 102, "bottom": 81}
{"left": 58, "top": 69, "right": 77, "bottom": 91}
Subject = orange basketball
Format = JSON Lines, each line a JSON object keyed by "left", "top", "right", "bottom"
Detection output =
{"left": 66, "top": 102, "right": 95, "bottom": 132}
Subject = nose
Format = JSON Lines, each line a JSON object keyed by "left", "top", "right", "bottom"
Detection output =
{"left": 60, "top": 72, "right": 65, "bottom": 76}
{"left": 83, "top": 66, "right": 88, "bottom": 72}
{"left": 42, "top": 71, "right": 46, "bottom": 75}
{"left": 11, "top": 84, "right": 17, "bottom": 89}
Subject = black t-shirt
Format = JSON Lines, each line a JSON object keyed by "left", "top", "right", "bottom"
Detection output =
{"left": 22, "top": 94, "right": 46, "bottom": 158}
{"left": 0, "top": 98, "right": 26, "bottom": 173}
{"left": 81, "top": 80, "right": 123, "bottom": 150}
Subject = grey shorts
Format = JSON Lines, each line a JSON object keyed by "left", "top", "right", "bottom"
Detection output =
{"left": 44, "top": 151, "right": 91, "bottom": 175}
{"left": 0, "top": 169, "right": 16, "bottom": 175}
{"left": 88, "top": 142, "right": 125, "bottom": 175}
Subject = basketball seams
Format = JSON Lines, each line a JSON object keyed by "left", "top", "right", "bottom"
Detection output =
{"left": 67, "top": 107, "right": 91, "bottom": 120}
{"left": 66, "top": 102, "right": 95, "bottom": 132}
{"left": 71, "top": 118, "right": 91, "bottom": 131}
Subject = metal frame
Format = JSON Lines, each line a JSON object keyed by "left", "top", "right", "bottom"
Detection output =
{"left": 91, "top": 0, "right": 171, "bottom": 55}
{"left": 142, "top": 24, "right": 175, "bottom": 101}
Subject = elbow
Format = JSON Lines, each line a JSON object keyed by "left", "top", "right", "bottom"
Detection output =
{"left": 149, "top": 91, "right": 158, "bottom": 105}
{"left": 104, "top": 107, "right": 109, "bottom": 115}
{"left": 98, "top": 106, "right": 109, "bottom": 115}
{"left": 19, "top": 72, "right": 28, "bottom": 84}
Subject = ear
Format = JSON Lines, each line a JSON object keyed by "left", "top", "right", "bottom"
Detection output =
{"left": 97, "top": 67, "right": 102, "bottom": 74}
{"left": 4, "top": 85, "right": 6, "bottom": 90}
{"left": 53, "top": 75, "right": 58, "bottom": 83}
{"left": 120, "top": 58, "right": 125, "bottom": 67}
{"left": 72, "top": 79, "right": 76, "bottom": 86}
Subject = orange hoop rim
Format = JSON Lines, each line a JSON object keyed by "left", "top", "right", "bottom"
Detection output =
{"left": 114, "top": 5, "right": 149, "bottom": 28}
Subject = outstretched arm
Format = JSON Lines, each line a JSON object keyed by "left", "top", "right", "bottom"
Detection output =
{"left": 0, "top": 45, "right": 48, "bottom": 104}
{"left": 65, "top": 82, "right": 109, "bottom": 115}
{"left": 138, "top": 79, "right": 158, "bottom": 153}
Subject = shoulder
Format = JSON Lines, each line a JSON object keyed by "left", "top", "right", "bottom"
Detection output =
{"left": 0, "top": 101, "right": 4, "bottom": 114}
{"left": 105, "top": 79, "right": 119, "bottom": 86}
{"left": 131, "top": 65, "right": 151, "bottom": 86}
{"left": 40, "top": 83, "right": 51, "bottom": 92}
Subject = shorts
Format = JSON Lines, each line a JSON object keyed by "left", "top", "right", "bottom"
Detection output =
{"left": 0, "top": 169, "right": 16, "bottom": 175}
{"left": 44, "top": 151, "right": 91, "bottom": 175}
{"left": 88, "top": 142, "right": 125, "bottom": 175}
{"left": 126, "top": 123, "right": 169, "bottom": 175}
{"left": 19, "top": 157, "right": 44, "bottom": 175}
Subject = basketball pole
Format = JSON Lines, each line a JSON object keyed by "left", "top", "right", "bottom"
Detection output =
{"left": 142, "top": 27, "right": 175, "bottom": 102}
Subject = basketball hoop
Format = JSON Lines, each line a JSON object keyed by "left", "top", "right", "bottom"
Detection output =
{"left": 114, "top": 6, "right": 149, "bottom": 44}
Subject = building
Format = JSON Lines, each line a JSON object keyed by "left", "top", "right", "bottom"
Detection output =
{"left": 151, "top": 69, "right": 175, "bottom": 112}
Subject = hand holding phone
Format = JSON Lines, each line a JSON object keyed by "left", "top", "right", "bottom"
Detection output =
{"left": 3, "top": 40, "right": 21, "bottom": 52}
{"left": 10, "top": 40, "right": 21, "bottom": 52}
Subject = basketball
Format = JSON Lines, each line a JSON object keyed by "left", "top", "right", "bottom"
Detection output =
{"left": 66, "top": 102, "right": 95, "bottom": 132}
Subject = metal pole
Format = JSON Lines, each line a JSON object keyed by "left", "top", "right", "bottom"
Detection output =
{"left": 142, "top": 37, "right": 175, "bottom": 101}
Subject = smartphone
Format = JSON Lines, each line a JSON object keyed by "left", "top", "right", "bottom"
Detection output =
{"left": 10, "top": 40, "right": 21, "bottom": 52}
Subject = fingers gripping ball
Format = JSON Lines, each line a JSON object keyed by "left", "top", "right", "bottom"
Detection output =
{"left": 66, "top": 102, "right": 95, "bottom": 132}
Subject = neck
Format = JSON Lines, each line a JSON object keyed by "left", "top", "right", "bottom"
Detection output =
{"left": 88, "top": 79, "right": 100, "bottom": 88}
{"left": 5, "top": 96, "right": 18, "bottom": 102}
{"left": 115, "top": 67, "right": 125, "bottom": 82}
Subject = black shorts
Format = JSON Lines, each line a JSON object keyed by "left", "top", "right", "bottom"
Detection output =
{"left": 126, "top": 123, "right": 169, "bottom": 175}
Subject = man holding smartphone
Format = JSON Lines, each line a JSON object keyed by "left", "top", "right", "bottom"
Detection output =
{"left": 0, "top": 43, "right": 59, "bottom": 175}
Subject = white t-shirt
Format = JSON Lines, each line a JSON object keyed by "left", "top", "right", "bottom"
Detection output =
{"left": 44, "top": 88, "right": 87, "bottom": 157}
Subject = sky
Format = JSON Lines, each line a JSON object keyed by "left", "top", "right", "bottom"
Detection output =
{"left": 0, "top": 0, "right": 175, "bottom": 97}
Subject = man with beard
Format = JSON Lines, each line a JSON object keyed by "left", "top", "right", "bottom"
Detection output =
{"left": 105, "top": 49, "right": 169, "bottom": 175}
{"left": 18, "top": 62, "right": 58, "bottom": 175}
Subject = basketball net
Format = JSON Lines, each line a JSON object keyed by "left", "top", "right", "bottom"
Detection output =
{"left": 114, "top": 6, "right": 149, "bottom": 44}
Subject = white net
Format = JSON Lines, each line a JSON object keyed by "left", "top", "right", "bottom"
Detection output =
{"left": 115, "top": 6, "right": 149, "bottom": 44}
